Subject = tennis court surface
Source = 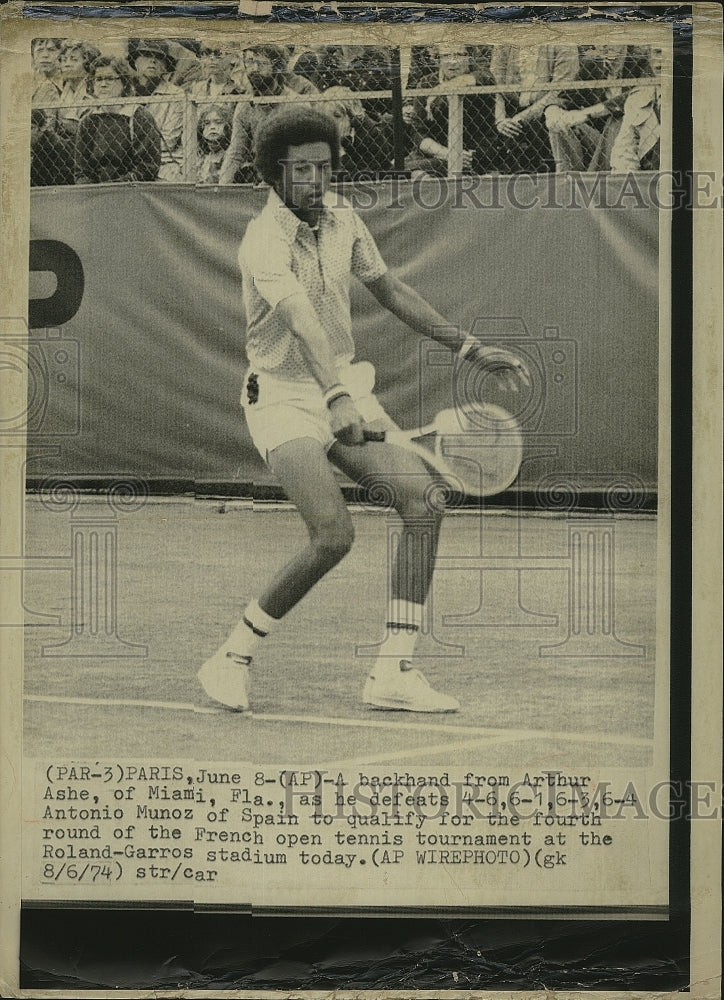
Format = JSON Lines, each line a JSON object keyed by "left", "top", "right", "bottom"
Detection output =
{"left": 23, "top": 498, "right": 658, "bottom": 769}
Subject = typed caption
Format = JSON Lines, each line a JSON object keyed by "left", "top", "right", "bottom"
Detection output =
{"left": 22, "top": 760, "right": 685, "bottom": 909}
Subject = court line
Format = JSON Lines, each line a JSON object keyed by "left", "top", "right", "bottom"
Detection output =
{"left": 257, "top": 713, "right": 653, "bottom": 748}
{"left": 317, "top": 724, "right": 651, "bottom": 769}
{"left": 24, "top": 693, "right": 653, "bottom": 748}
{"left": 24, "top": 693, "right": 223, "bottom": 715}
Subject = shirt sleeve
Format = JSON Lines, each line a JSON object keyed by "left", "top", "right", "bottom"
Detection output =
{"left": 219, "top": 103, "right": 253, "bottom": 185}
{"left": 349, "top": 211, "right": 388, "bottom": 285}
{"left": 239, "top": 222, "right": 304, "bottom": 309}
{"left": 489, "top": 45, "right": 509, "bottom": 85}
{"left": 551, "top": 46, "right": 580, "bottom": 85}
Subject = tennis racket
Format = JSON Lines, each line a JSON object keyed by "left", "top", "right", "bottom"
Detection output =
{"left": 363, "top": 402, "right": 523, "bottom": 498}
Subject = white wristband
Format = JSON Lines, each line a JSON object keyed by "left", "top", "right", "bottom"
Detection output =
{"left": 323, "top": 384, "right": 351, "bottom": 408}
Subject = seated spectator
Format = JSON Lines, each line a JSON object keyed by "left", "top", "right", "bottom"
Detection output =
{"left": 406, "top": 45, "right": 438, "bottom": 90}
{"left": 168, "top": 39, "right": 204, "bottom": 92}
{"left": 609, "top": 47, "right": 661, "bottom": 172}
{"left": 322, "top": 86, "right": 394, "bottom": 177}
{"left": 31, "top": 108, "right": 75, "bottom": 186}
{"left": 544, "top": 45, "right": 646, "bottom": 171}
{"left": 490, "top": 43, "right": 579, "bottom": 173}
{"left": 344, "top": 45, "right": 392, "bottom": 87}
{"left": 290, "top": 44, "right": 353, "bottom": 92}
{"left": 31, "top": 38, "right": 62, "bottom": 106}
{"left": 196, "top": 104, "right": 232, "bottom": 184}
{"left": 31, "top": 40, "right": 96, "bottom": 184}
{"left": 405, "top": 43, "right": 499, "bottom": 176}
{"left": 338, "top": 45, "right": 394, "bottom": 123}
{"left": 75, "top": 56, "right": 162, "bottom": 184}
{"left": 288, "top": 44, "right": 331, "bottom": 92}
{"left": 290, "top": 45, "right": 392, "bottom": 118}
{"left": 128, "top": 39, "right": 185, "bottom": 181}
{"left": 219, "top": 45, "right": 318, "bottom": 184}
{"left": 56, "top": 41, "right": 100, "bottom": 137}
{"left": 240, "top": 44, "right": 317, "bottom": 98}
{"left": 466, "top": 44, "right": 497, "bottom": 87}
{"left": 189, "top": 43, "right": 248, "bottom": 98}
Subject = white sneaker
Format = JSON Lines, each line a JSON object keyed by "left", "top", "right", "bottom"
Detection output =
{"left": 362, "top": 662, "right": 459, "bottom": 713}
{"left": 198, "top": 650, "right": 251, "bottom": 711}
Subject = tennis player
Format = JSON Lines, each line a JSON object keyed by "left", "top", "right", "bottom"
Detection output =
{"left": 199, "top": 107, "right": 529, "bottom": 714}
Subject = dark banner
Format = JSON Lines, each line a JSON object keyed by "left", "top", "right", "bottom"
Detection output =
{"left": 28, "top": 176, "right": 659, "bottom": 491}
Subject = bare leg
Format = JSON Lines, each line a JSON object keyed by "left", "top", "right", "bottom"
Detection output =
{"left": 198, "top": 437, "right": 356, "bottom": 710}
{"left": 329, "top": 440, "right": 458, "bottom": 712}
{"left": 328, "top": 440, "right": 443, "bottom": 606}
{"left": 206, "top": 435, "right": 458, "bottom": 713}
{"left": 259, "top": 437, "right": 355, "bottom": 619}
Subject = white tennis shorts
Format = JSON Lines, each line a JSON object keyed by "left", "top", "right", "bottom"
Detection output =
{"left": 241, "top": 360, "right": 398, "bottom": 461}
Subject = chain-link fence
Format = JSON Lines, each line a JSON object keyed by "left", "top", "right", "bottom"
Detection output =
{"left": 31, "top": 43, "right": 662, "bottom": 187}
{"left": 31, "top": 93, "right": 186, "bottom": 185}
{"left": 402, "top": 76, "right": 660, "bottom": 176}
{"left": 190, "top": 89, "right": 401, "bottom": 186}
{"left": 404, "top": 43, "right": 661, "bottom": 175}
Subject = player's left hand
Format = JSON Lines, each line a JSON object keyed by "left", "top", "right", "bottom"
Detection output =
{"left": 462, "top": 343, "right": 531, "bottom": 392}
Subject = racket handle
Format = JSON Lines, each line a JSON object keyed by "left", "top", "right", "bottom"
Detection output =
{"left": 363, "top": 428, "right": 387, "bottom": 442}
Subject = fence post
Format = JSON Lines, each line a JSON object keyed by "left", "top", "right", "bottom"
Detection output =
{"left": 183, "top": 98, "right": 197, "bottom": 183}
{"left": 390, "top": 46, "right": 406, "bottom": 172}
{"left": 447, "top": 93, "right": 463, "bottom": 175}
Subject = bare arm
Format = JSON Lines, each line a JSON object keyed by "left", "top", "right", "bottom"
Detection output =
{"left": 366, "top": 271, "right": 530, "bottom": 390}
{"left": 275, "top": 291, "right": 344, "bottom": 392}
{"left": 494, "top": 92, "right": 507, "bottom": 123}
{"left": 365, "top": 271, "right": 461, "bottom": 350}
{"left": 517, "top": 46, "right": 580, "bottom": 123}
{"left": 219, "top": 104, "right": 252, "bottom": 184}
{"left": 275, "top": 291, "right": 367, "bottom": 445}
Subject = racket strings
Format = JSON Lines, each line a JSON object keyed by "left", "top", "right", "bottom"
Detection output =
{"left": 433, "top": 405, "right": 523, "bottom": 496}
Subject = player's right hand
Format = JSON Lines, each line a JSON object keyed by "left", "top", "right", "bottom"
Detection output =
{"left": 328, "top": 394, "right": 366, "bottom": 446}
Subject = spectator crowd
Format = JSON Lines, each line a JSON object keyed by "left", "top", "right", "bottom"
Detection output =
{"left": 31, "top": 37, "right": 663, "bottom": 187}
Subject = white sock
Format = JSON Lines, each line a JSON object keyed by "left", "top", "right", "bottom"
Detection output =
{"left": 372, "top": 601, "right": 424, "bottom": 678}
{"left": 224, "top": 599, "right": 278, "bottom": 660}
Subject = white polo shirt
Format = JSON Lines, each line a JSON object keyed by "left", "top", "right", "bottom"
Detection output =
{"left": 238, "top": 188, "right": 388, "bottom": 379}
